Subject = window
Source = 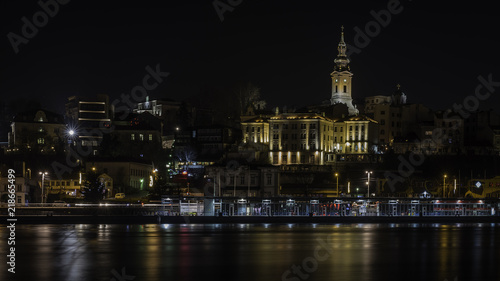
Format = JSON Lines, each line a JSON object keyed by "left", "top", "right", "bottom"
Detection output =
{"left": 273, "top": 124, "right": 279, "bottom": 129}
{"left": 349, "top": 126, "right": 353, "bottom": 131}
{"left": 334, "top": 136, "right": 337, "bottom": 142}
{"left": 291, "top": 124, "right": 298, "bottom": 129}
{"left": 381, "top": 129, "right": 385, "bottom": 135}
{"left": 380, "top": 119, "right": 385, "bottom": 125}
{"left": 37, "top": 138, "right": 45, "bottom": 144}
{"left": 343, "top": 85, "right": 347, "bottom": 93}
{"left": 301, "top": 124, "right": 307, "bottom": 129}
{"left": 257, "top": 127, "right": 260, "bottom": 132}
{"left": 266, "top": 174, "right": 272, "bottom": 185}
{"left": 355, "top": 126, "right": 359, "bottom": 131}
{"left": 283, "top": 124, "right": 288, "bottom": 129}
{"left": 240, "top": 175, "right": 245, "bottom": 185}
{"left": 340, "top": 127, "right": 343, "bottom": 132}
{"left": 340, "top": 136, "right": 343, "bottom": 142}
{"left": 310, "top": 124, "right": 316, "bottom": 129}
{"left": 335, "top": 85, "right": 338, "bottom": 92}
{"left": 361, "top": 125, "right": 365, "bottom": 131}
{"left": 148, "top": 134, "right": 153, "bottom": 141}
{"left": 250, "top": 175, "right": 256, "bottom": 185}
{"left": 131, "top": 134, "right": 135, "bottom": 140}
{"left": 381, "top": 110, "right": 385, "bottom": 115}
{"left": 334, "top": 127, "right": 337, "bottom": 132}
{"left": 139, "top": 134, "right": 144, "bottom": 141}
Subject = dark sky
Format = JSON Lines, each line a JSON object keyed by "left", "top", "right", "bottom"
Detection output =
{"left": 1, "top": 0, "right": 500, "bottom": 115}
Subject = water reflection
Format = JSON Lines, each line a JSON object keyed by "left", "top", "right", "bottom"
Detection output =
{"left": 0, "top": 223, "right": 499, "bottom": 281}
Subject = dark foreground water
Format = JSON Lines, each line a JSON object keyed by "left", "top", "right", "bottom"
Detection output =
{"left": 1, "top": 223, "right": 499, "bottom": 281}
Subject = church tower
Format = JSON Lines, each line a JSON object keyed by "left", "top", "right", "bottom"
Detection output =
{"left": 330, "top": 26, "right": 358, "bottom": 116}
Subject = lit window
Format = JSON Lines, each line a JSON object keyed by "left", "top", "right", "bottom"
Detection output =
{"left": 131, "top": 134, "right": 135, "bottom": 140}
{"left": 139, "top": 134, "right": 144, "bottom": 141}
{"left": 149, "top": 134, "right": 153, "bottom": 141}
{"left": 37, "top": 138, "right": 45, "bottom": 144}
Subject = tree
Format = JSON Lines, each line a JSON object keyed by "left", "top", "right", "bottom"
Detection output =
{"left": 81, "top": 172, "right": 106, "bottom": 203}
{"left": 174, "top": 145, "right": 198, "bottom": 164}
{"left": 148, "top": 172, "right": 168, "bottom": 200}
{"left": 235, "top": 82, "right": 263, "bottom": 114}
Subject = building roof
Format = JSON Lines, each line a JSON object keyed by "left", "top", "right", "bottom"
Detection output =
{"left": 13, "top": 109, "right": 65, "bottom": 124}
{"left": 270, "top": 113, "right": 332, "bottom": 121}
{"left": 334, "top": 114, "right": 378, "bottom": 123}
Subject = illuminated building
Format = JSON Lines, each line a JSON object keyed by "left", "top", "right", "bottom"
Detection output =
{"left": 268, "top": 112, "right": 333, "bottom": 165}
{"left": 332, "top": 114, "right": 379, "bottom": 156}
{"left": 65, "top": 94, "right": 112, "bottom": 154}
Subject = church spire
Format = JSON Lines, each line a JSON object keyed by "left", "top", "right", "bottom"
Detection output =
{"left": 334, "top": 25, "right": 350, "bottom": 71}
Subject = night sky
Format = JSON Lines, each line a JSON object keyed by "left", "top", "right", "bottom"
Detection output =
{"left": 1, "top": 0, "right": 499, "bottom": 115}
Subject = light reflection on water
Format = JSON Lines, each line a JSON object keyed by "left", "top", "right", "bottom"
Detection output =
{"left": 0, "top": 223, "right": 499, "bottom": 281}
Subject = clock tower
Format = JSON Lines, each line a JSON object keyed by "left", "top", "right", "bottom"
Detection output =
{"left": 330, "top": 26, "right": 358, "bottom": 116}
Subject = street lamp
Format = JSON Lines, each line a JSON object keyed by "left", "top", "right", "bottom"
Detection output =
{"left": 39, "top": 172, "right": 48, "bottom": 204}
{"left": 335, "top": 173, "right": 339, "bottom": 197}
{"left": 366, "top": 171, "right": 373, "bottom": 198}
{"left": 443, "top": 175, "right": 447, "bottom": 198}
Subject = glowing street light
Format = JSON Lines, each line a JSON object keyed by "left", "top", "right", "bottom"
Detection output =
{"left": 39, "top": 171, "right": 48, "bottom": 204}
{"left": 366, "top": 171, "right": 373, "bottom": 198}
{"left": 443, "top": 175, "right": 447, "bottom": 198}
{"left": 335, "top": 173, "right": 339, "bottom": 197}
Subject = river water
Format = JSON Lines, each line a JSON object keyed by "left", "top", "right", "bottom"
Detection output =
{"left": 1, "top": 223, "right": 499, "bottom": 281}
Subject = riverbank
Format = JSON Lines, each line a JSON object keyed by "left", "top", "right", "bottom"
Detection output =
{"left": 2, "top": 215, "right": 500, "bottom": 224}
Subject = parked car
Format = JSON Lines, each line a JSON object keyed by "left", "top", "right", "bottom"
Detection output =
{"left": 53, "top": 200, "right": 69, "bottom": 207}
{"left": 115, "top": 193, "right": 126, "bottom": 199}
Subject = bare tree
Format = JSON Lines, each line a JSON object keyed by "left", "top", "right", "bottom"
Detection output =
{"left": 235, "top": 82, "right": 263, "bottom": 114}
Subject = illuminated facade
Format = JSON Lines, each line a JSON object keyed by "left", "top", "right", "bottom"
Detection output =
{"left": 65, "top": 94, "right": 112, "bottom": 151}
{"left": 332, "top": 115, "right": 379, "bottom": 155}
{"left": 241, "top": 116, "right": 270, "bottom": 144}
{"left": 268, "top": 113, "right": 333, "bottom": 165}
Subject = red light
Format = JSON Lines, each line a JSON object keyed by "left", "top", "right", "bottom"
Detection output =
{"left": 182, "top": 171, "right": 187, "bottom": 175}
